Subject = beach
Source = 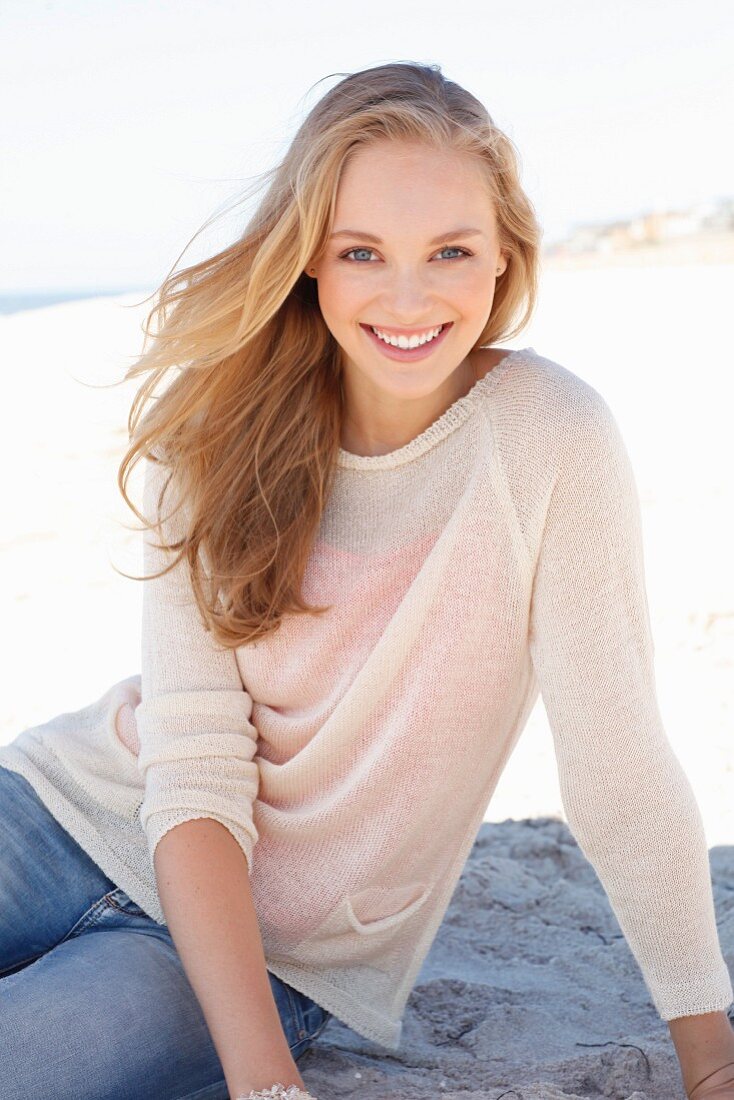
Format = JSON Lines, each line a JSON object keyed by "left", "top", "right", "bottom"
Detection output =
{"left": 1, "top": 260, "right": 732, "bottom": 1098}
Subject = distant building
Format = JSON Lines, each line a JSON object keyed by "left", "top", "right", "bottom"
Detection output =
{"left": 544, "top": 195, "right": 734, "bottom": 262}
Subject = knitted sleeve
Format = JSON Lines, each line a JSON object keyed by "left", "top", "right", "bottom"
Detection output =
{"left": 134, "top": 453, "right": 260, "bottom": 875}
{"left": 528, "top": 387, "right": 733, "bottom": 1020}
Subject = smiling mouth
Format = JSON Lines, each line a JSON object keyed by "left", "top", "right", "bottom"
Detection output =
{"left": 360, "top": 322, "right": 451, "bottom": 348}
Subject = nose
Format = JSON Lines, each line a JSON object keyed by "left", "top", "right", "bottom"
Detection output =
{"left": 380, "top": 265, "right": 436, "bottom": 324}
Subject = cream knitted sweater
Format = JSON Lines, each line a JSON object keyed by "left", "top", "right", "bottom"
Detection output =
{"left": 2, "top": 346, "right": 731, "bottom": 1050}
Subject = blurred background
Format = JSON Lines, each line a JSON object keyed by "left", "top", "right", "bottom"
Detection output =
{"left": 2, "top": 0, "right": 732, "bottom": 841}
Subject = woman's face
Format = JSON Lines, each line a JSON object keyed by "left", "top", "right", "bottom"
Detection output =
{"left": 309, "top": 139, "right": 507, "bottom": 403}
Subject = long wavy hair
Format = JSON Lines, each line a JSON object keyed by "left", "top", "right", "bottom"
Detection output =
{"left": 118, "top": 60, "right": 543, "bottom": 648}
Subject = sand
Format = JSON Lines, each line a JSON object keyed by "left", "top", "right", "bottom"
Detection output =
{"left": 1, "top": 260, "right": 733, "bottom": 1098}
{"left": 302, "top": 813, "right": 734, "bottom": 1097}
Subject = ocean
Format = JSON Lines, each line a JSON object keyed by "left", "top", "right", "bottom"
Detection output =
{"left": 0, "top": 288, "right": 152, "bottom": 316}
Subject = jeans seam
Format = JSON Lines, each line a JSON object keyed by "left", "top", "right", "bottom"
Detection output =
{"left": 104, "top": 890, "right": 147, "bottom": 917}
{"left": 0, "top": 895, "right": 115, "bottom": 979}
{"left": 283, "top": 982, "right": 308, "bottom": 1045}
{"left": 0, "top": 951, "right": 44, "bottom": 979}
{"left": 307, "top": 1007, "right": 332, "bottom": 1041}
{"left": 56, "top": 894, "right": 115, "bottom": 944}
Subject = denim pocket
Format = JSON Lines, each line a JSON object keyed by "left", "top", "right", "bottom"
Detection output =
{"left": 280, "top": 983, "right": 333, "bottom": 1056}
{"left": 103, "top": 886, "right": 149, "bottom": 918}
{"left": 305, "top": 1003, "right": 333, "bottom": 1041}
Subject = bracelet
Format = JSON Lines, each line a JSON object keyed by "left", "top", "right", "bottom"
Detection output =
{"left": 235, "top": 1086, "right": 317, "bottom": 1100}
{"left": 687, "top": 1059, "right": 734, "bottom": 1098}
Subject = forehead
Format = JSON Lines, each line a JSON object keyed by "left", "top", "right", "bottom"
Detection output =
{"left": 334, "top": 140, "right": 495, "bottom": 227}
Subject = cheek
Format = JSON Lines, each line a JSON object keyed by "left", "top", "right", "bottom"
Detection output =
{"left": 316, "top": 283, "right": 374, "bottom": 338}
{"left": 445, "top": 267, "right": 495, "bottom": 312}
{"left": 316, "top": 272, "right": 365, "bottom": 328}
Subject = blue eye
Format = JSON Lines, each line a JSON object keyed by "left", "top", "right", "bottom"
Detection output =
{"left": 339, "top": 246, "right": 471, "bottom": 263}
{"left": 341, "top": 247, "right": 377, "bottom": 262}
{"left": 436, "top": 246, "right": 470, "bottom": 260}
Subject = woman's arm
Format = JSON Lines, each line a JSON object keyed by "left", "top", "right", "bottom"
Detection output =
{"left": 155, "top": 817, "right": 306, "bottom": 1096}
{"left": 135, "top": 454, "right": 304, "bottom": 1094}
{"left": 526, "top": 385, "right": 733, "bottom": 1063}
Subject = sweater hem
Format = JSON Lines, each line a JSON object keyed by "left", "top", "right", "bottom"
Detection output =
{"left": 655, "top": 977, "right": 734, "bottom": 1022}
{"left": 262, "top": 957, "right": 403, "bottom": 1052}
{"left": 0, "top": 747, "right": 167, "bottom": 927}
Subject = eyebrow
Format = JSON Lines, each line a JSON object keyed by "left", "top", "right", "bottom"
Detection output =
{"left": 328, "top": 227, "right": 486, "bottom": 246}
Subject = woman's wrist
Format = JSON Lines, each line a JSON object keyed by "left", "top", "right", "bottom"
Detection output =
{"left": 235, "top": 1085, "right": 317, "bottom": 1099}
{"left": 668, "top": 1010, "right": 734, "bottom": 1097}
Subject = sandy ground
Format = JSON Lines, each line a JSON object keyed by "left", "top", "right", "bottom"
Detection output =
{"left": 1, "top": 261, "right": 733, "bottom": 1098}
{"left": 302, "top": 817, "right": 734, "bottom": 1099}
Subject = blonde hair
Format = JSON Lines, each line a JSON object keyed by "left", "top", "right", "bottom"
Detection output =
{"left": 119, "top": 60, "right": 542, "bottom": 647}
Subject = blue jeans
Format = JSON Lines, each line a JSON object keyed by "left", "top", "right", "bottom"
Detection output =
{"left": 0, "top": 765, "right": 332, "bottom": 1099}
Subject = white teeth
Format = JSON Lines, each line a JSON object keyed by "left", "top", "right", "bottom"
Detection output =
{"left": 370, "top": 324, "right": 444, "bottom": 349}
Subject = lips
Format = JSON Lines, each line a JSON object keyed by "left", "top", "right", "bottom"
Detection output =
{"left": 359, "top": 320, "right": 454, "bottom": 361}
{"left": 361, "top": 321, "right": 448, "bottom": 339}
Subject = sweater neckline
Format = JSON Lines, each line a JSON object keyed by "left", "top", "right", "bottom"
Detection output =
{"left": 336, "top": 346, "right": 533, "bottom": 470}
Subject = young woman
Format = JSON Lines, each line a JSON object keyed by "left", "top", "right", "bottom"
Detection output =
{"left": 1, "top": 61, "right": 733, "bottom": 1100}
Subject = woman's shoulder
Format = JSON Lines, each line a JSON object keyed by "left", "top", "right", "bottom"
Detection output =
{"left": 478, "top": 345, "right": 624, "bottom": 479}
{"left": 480, "top": 345, "right": 612, "bottom": 424}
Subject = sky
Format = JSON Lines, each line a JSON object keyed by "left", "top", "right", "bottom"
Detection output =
{"left": 1, "top": 0, "right": 732, "bottom": 292}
